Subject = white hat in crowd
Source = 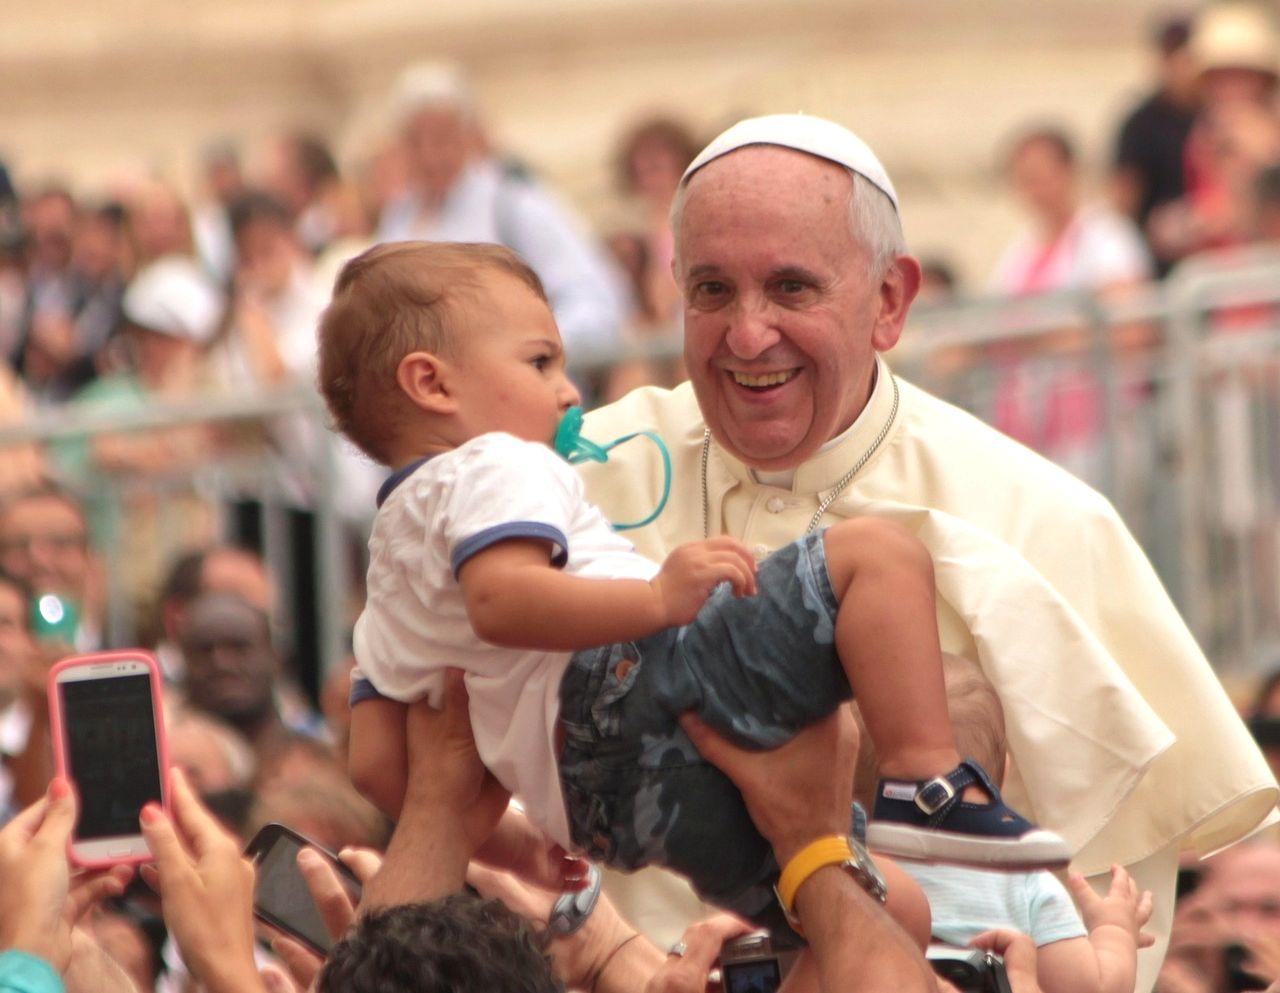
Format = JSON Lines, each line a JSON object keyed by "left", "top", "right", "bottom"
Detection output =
{"left": 1191, "top": 1, "right": 1280, "bottom": 78}
{"left": 390, "top": 61, "right": 476, "bottom": 123}
{"left": 680, "top": 113, "right": 900, "bottom": 213}
{"left": 122, "top": 255, "right": 223, "bottom": 344}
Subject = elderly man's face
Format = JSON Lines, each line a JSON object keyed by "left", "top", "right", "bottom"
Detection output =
{"left": 676, "top": 147, "right": 908, "bottom": 470}
{"left": 1202, "top": 843, "right": 1280, "bottom": 941}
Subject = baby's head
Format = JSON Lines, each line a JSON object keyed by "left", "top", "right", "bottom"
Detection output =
{"left": 853, "top": 653, "right": 1008, "bottom": 809}
{"left": 317, "top": 241, "right": 581, "bottom": 466}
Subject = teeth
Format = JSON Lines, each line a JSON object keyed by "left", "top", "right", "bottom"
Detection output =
{"left": 732, "top": 370, "right": 797, "bottom": 388}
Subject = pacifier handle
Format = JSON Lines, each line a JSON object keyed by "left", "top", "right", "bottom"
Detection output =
{"left": 553, "top": 407, "right": 672, "bottom": 531}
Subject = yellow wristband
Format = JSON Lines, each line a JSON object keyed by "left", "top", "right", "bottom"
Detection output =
{"left": 776, "top": 835, "right": 854, "bottom": 918}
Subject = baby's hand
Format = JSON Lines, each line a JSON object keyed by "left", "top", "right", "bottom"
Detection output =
{"left": 475, "top": 806, "right": 591, "bottom": 892}
{"left": 650, "top": 537, "right": 758, "bottom": 627}
{"left": 1068, "top": 865, "right": 1154, "bottom": 945}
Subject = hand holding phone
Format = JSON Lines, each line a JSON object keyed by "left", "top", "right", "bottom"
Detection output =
{"left": 245, "top": 823, "right": 364, "bottom": 957}
{"left": 47, "top": 651, "right": 169, "bottom": 867}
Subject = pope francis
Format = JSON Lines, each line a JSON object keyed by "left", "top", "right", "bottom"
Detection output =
{"left": 577, "top": 114, "right": 1278, "bottom": 992}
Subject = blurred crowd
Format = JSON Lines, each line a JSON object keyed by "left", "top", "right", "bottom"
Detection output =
{"left": 0, "top": 2, "right": 1279, "bottom": 992}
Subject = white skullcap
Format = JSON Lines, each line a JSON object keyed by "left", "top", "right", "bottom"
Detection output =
{"left": 122, "top": 255, "right": 223, "bottom": 344}
{"left": 390, "top": 62, "right": 475, "bottom": 123}
{"left": 681, "top": 113, "right": 899, "bottom": 213}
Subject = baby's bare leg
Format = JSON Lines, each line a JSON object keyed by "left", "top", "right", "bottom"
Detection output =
{"left": 821, "top": 518, "right": 968, "bottom": 787}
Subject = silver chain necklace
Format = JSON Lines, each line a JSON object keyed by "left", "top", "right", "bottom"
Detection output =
{"left": 701, "top": 372, "right": 900, "bottom": 538}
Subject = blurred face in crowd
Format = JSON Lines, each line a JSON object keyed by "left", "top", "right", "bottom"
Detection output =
{"left": 1202, "top": 67, "right": 1277, "bottom": 108}
{"left": 403, "top": 106, "right": 474, "bottom": 204}
{"left": 1009, "top": 138, "right": 1077, "bottom": 227}
{"left": 0, "top": 579, "right": 34, "bottom": 706}
{"left": 25, "top": 193, "right": 76, "bottom": 273}
{"left": 0, "top": 494, "right": 91, "bottom": 600}
{"left": 168, "top": 715, "right": 241, "bottom": 794}
{"left": 235, "top": 217, "right": 299, "bottom": 296}
{"left": 1202, "top": 844, "right": 1280, "bottom": 940}
{"left": 126, "top": 325, "right": 199, "bottom": 392}
{"left": 73, "top": 211, "right": 127, "bottom": 283}
{"left": 179, "top": 593, "right": 278, "bottom": 729}
{"left": 629, "top": 136, "right": 688, "bottom": 204}
{"left": 129, "top": 183, "right": 190, "bottom": 261}
{"left": 676, "top": 146, "right": 915, "bottom": 470}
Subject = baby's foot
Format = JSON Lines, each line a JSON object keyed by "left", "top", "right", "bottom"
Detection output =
{"left": 866, "top": 759, "right": 1070, "bottom": 871}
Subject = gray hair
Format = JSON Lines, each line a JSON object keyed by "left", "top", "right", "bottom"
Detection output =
{"left": 670, "top": 163, "right": 906, "bottom": 277}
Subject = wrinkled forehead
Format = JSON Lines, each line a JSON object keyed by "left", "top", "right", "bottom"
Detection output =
{"left": 684, "top": 144, "right": 854, "bottom": 199}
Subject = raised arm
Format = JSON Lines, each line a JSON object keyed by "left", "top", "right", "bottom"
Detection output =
{"left": 458, "top": 536, "right": 756, "bottom": 651}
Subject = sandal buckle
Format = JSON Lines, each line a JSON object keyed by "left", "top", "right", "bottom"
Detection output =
{"left": 915, "top": 776, "right": 957, "bottom": 816}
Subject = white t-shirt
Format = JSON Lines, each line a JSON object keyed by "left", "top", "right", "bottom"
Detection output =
{"left": 989, "top": 204, "right": 1152, "bottom": 295}
{"left": 353, "top": 432, "right": 658, "bottom": 847}
{"left": 901, "top": 862, "right": 1087, "bottom": 947}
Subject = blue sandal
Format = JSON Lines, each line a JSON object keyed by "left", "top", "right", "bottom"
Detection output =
{"left": 866, "top": 759, "right": 1070, "bottom": 870}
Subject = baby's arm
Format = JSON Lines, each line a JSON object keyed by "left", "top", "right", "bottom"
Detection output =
{"left": 1036, "top": 867, "right": 1154, "bottom": 993}
{"left": 459, "top": 536, "right": 757, "bottom": 651}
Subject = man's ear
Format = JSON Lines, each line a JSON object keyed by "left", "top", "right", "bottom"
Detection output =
{"left": 871, "top": 255, "right": 922, "bottom": 353}
{"left": 396, "top": 351, "right": 457, "bottom": 415}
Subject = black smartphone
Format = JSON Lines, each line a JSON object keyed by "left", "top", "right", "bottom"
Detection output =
{"left": 245, "top": 822, "right": 362, "bottom": 956}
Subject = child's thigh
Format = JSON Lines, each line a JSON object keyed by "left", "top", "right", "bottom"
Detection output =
{"left": 671, "top": 532, "right": 852, "bottom": 748}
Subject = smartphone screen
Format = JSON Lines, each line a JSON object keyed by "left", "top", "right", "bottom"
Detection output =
{"left": 60, "top": 673, "right": 163, "bottom": 839}
{"left": 723, "top": 959, "right": 782, "bottom": 993}
{"left": 49, "top": 652, "right": 167, "bottom": 865}
{"left": 248, "top": 824, "right": 362, "bottom": 956}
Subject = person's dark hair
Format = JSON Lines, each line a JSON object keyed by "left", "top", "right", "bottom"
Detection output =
{"left": 228, "top": 190, "right": 294, "bottom": 238}
{"left": 1006, "top": 126, "right": 1077, "bottom": 170}
{"left": 318, "top": 894, "right": 562, "bottom": 993}
{"left": 615, "top": 116, "right": 701, "bottom": 192}
{"left": 288, "top": 133, "right": 340, "bottom": 197}
{"left": 1154, "top": 15, "right": 1192, "bottom": 56}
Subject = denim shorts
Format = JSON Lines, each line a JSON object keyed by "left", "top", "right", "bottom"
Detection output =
{"left": 557, "top": 531, "right": 848, "bottom": 934}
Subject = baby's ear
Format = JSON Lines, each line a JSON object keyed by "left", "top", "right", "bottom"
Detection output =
{"left": 397, "top": 351, "right": 456, "bottom": 414}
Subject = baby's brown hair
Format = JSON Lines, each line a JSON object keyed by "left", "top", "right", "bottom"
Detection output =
{"left": 853, "top": 653, "right": 1007, "bottom": 809}
{"left": 316, "top": 241, "right": 547, "bottom": 464}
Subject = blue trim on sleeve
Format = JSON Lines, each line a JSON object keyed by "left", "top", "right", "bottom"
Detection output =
{"left": 450, "top": 522, "right": 569, "bottom": 578}
{"left": 349, "top": 677, "right": 390, "bottom": 708}
{"left": 0, "top": 950, "right": 66, "bottom": 993}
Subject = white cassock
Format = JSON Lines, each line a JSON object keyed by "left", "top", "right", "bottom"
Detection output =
{"left": 577, "top": 356, "right": 1278, "bottom": 993}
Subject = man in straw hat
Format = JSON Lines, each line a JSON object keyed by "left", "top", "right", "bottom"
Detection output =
{"left": 575, "top": 113, "right": 1276, "bottom": 991}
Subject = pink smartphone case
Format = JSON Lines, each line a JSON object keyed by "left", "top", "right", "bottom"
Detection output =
{"left": 47, "top": 650, "right": 171, "bottom": 868}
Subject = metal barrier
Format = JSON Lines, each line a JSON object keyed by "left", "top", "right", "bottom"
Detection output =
{"left": 2, "top": 250, "right": 1280, "bottom": 687}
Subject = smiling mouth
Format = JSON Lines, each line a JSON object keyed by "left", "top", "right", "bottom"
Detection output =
{"left": 730, "top": 369, "right": 800, "bottom": 391}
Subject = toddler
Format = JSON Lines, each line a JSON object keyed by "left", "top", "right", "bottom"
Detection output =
{"left": 321, "top": 241, "right": 1069, "bottom": 931}
{"left": 853, "top": 654, "right": 1153, "bottom": 993}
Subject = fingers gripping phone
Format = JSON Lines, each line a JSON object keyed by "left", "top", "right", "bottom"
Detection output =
{"left": 246, "top": 822, "right": 363, "bottom": 956}
{"left": 47, "top": 651, "right": 170, "bottom": 867}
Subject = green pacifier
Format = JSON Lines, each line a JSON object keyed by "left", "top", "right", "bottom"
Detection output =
{"left": 554, "top": 406, "right": 671, "bottom": 531}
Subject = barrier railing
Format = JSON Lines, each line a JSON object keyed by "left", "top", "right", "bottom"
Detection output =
{"left": 2, "top": 249, "right": 1280, "bottom": 687}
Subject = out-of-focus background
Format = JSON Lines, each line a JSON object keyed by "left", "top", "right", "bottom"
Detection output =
{"left": 0, "top": 0, "right": 1205, "bottom": 278}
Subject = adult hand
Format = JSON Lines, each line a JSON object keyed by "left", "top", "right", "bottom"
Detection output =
{"left": 971, "top": 930, "right": 1042, "bottom": 993}
{"left": 642, "top": 914, "right": 754, "bottom": 993}
{"left": 0, "top": 779, "right": 132, "bottom": 971}
{"left": 138, "top": 767, "right": 266, "bottom": 993}
{"left": 269, "top": 847, "right": 383, "bottom": 992}
{"left": 679, "top": 705, "right": 857, "bottom": 866}
{"left": 651, "top": 538, "right": 757, "bottom": 626}
{"left": 466, "top": 862, "right": 657, "bottom": 992}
